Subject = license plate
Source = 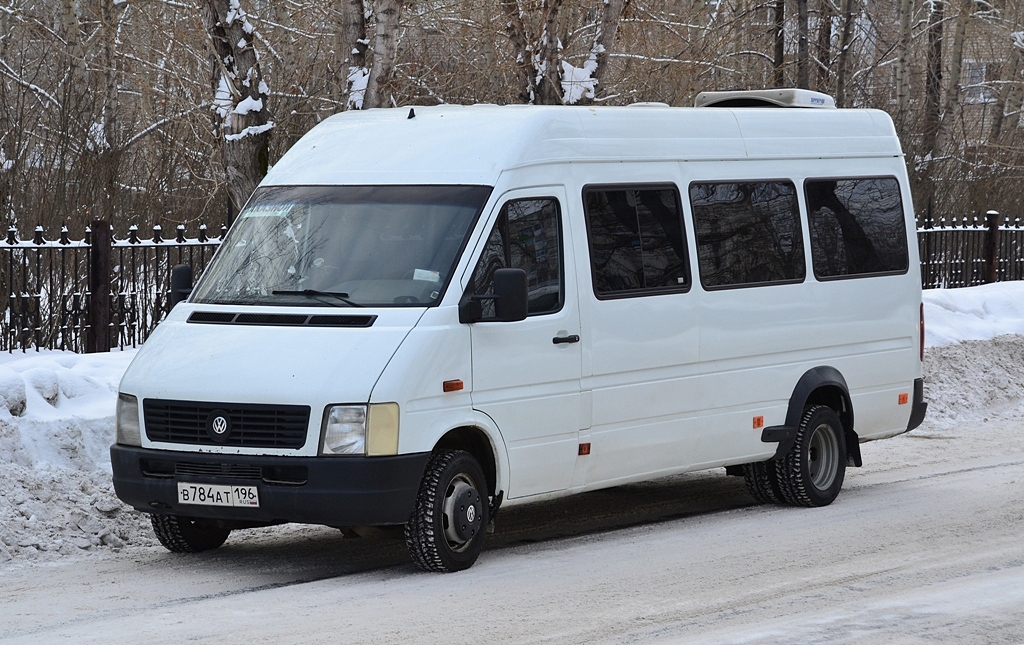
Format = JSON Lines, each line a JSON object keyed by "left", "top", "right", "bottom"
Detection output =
{"left": 177, "top": 482, "right": 260, "bottom": 508}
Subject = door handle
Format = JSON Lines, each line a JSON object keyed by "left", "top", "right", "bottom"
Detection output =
{"left": 552, "top": 334, "right": 580, "bottom": 345}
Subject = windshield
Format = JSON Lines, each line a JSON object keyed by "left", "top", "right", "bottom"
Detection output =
{"left": 191, "top": 185, "right": 491, "bottom": 307}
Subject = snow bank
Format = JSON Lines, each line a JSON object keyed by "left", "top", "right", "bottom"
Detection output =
{"left": 0, "top": 350, "right": 152, "bottom": 563}
{"left": 924, "top": 281, "right": 1024, "bottom": 347}
{"left": 1, "top": 283, "right": 1023, "bottom": 566}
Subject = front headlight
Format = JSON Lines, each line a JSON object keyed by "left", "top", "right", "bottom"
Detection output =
{"left": 116, "top": 393, "right": 141, "bottom": 446}
{"left": 321, "top": 405, "right": 367, "bottom": 455}
{"left": 320, "top": 403, "right": 400, "bottom": 456}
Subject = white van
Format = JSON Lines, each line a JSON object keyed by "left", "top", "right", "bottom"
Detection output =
{"left": 112, "top": 90, "right": 927, "bottom": 572}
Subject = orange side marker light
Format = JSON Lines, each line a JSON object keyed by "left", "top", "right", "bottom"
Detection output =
{"left": 443, "top": 379, "right": 464, "bottom": 393}
{"left": 898, "top": 393, "right": 909, "bottom": 405}
{"left": 578, "top": 443, "right": 591, "bottom": 456}
{"left": 753, "top": 416, "right": 765, "bottom": 429}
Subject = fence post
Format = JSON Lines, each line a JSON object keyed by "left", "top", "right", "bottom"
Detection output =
{"left": 983, "top": 210, "right": 1001, "bottom": 284}
{"left": 88, "top": 220, "right": 112, "bottom": 353}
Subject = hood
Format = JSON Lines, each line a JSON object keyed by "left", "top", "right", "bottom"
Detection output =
{"left": 119, "top": 304, "right": 424, "bottom": 407}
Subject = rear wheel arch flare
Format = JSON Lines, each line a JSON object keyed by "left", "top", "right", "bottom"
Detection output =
{"left": 434, "top": 426, "right": 498, "bottom": 496}
{"left": 786, "top": 366, "right": 852, "bottom": 430}
{"left": 785, "top": 366, "right": 860, "bottom": 466}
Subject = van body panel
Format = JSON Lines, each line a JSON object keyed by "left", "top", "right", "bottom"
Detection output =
{"left": 367, "top": 306, "right": 478, "bottom": 453}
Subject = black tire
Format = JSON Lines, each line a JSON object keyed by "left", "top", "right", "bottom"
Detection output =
{"left": 405, "top": 450, "right": 489, "bottom": 573}
{"left": 776, "top": 405, "right": 847, "bottom": 507}
{"left": 150, "top": 514, "right": 231, "bottom": 553}
{"left": 741, "top": 459, "right": 784, "bottom": 504}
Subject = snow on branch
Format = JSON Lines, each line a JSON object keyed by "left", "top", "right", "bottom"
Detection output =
{"left": 224, "top": 122, "right": 274, "bottom": 141}
{"left": 123, "top": 103, "right": 211, "bottom": 150}
{"left": 0, "top": 60, "right": 61, "bottom": 110}
{"left": 561, "top": 55, "right": 598, "bottom": 104}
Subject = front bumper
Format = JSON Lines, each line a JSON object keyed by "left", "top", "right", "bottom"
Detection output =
{"left": 110, "top": 445, "right": 430, "bottom": 526}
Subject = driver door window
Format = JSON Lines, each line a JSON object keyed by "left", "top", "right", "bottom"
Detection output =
{"left": 470, "top": 198, "right": 563, "bottom": 318}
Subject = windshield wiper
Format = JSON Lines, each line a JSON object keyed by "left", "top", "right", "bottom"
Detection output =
{"left": 271, "top": 289, "right": 363, "bottom": 307}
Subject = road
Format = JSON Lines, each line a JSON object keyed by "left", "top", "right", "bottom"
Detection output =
{"left": 2, "top": 409, "right": 1023, "bottom": 644}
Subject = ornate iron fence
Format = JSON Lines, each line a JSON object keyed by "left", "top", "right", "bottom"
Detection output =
{"left": 2, "top": 213, "right": 1022, "bottom": 353}
{"left": 3, "top": 223, "right": 225, "bottom": 353}
{"left": 918, "top": 211, "right": 1023, "bottom": 289}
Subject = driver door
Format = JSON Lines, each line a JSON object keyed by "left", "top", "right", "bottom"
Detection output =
{"left": 466, "top": 189, "right": 583, "bottom": 498}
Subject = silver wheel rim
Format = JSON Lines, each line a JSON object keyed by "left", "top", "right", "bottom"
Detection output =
{"left": 441, "top": 474, "right": 476, "bottom": 552}
{"left": 808, "top": 422, "right": 839, "bottom": 490}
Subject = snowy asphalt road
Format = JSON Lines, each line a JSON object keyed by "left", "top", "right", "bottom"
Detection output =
{"left": 2, "top": 410, "right": 1023, "bottom": 644}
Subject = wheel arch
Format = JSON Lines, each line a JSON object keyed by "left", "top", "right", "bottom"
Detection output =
{"left": 780, "top": 366, "right": 861, "bottom": 467}
{"left": 433, "top": 425, "right": 499, "bottom": 496}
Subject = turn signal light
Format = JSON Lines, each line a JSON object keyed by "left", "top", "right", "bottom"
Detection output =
{"left": 443, "top": 379, "right": 464, "bottom": 392}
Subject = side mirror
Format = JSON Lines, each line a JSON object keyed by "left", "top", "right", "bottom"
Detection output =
{"left": 493, "top": 268, "right": 528, "bottom": 322}
{"left": 459, "top": 268, "right": 528, "bottom": 323}
{"left": 169, "top": 264, "right": 193, "bottom": 309}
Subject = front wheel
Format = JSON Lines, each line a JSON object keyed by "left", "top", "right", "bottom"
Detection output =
{"left": 775, "top": 405, "right": 847, "bottom": 507}
{"left": 405, "top": 450, "right": 489, "bottom": 573}
{"left": 151, "top": 514, "right": 231, "bottom": 553}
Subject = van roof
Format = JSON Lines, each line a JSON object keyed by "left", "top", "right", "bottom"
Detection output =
{"left": 263, "top": 104, "right": 902, "bottom": 187}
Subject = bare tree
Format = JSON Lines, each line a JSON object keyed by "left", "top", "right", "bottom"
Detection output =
{"left": 198, "top": 0, "right": 273, "bottom": 213}
{"left": 336, "top": 0, "right": 369, "bottom": 109}
{"left": 834, "top": 0, "right": 856, "bottom": 107}
{"left": 773, "top": 0, "right": 786, "bottom": 86}
{"left": 364, "top": 0, "right": 406, "bottom": 108}
{"left": 797, "top": 0, "right": 810, "bottom": 88}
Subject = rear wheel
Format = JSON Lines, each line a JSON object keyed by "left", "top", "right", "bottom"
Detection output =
{"left": 405, "top": 450, "right": 488, "bottom": 573}
{"left": 151, "top": 514, "right": 231, "bottom": 553}
{"left": 775, "top": 405, "right": 847, "bottom": 507}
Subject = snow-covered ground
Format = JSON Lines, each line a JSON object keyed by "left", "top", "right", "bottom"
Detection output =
{"left": 1, "top": 283, "right": 1023, "bottom": 643}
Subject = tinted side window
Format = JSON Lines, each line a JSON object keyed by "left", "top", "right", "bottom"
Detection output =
{"left": 690, "top": 181, "right": 805, "bottom": 289}
{"left": 805, "top": 177, "right": 909, "bottom": 278}
{"left": 470, "top": 198, "right": 562, "bottom": 317}
{"left": 583, "top": 186, "right": 689, "bottom": 297}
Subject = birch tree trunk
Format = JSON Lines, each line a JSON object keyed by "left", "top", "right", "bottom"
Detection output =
{"left": 336, "top": 0, "right": 368, "bottom": 109}
{"left": 815, "top": 0, "right": 834, "bottom": 91}
{"left": 936, "top": 0, "right": 972, "bottom": 153}
{"left": 835, "top": 0, "right": 855, "bottom": 107}
{"left": 533, "top": 0, "right": 564, "bottom": 105}
{"left": 198, "top": 0, "right": 272, "bottom": 214}
{"left": 363, "top": 0, "right": 405, "bottom": 109}
{"left": 797, "top": 0, "right": 810, "bottom": 89}
{"left": 772, "top": 0, "right": 786, "bottom": 87}
{"left": 98, "top": 0, "right": 121, "bottom": 222}
{"left": 923, "top": 0, "right": 945, "bottom": 157}
{"left": 499, "top": 0, "right": 536, "bottom": 103}
{"left": 895, "top": 0, "right": 913, "bottom": 126}
{"left": 587, "top": 0, "right": 627, "bottom": 99}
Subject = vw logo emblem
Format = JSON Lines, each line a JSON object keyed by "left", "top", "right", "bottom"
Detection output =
{"left": 206, "top": 409, "right": 232, "bottom": 443}
{"left": 211, "top": 416, "right": 229, "bottom": 435}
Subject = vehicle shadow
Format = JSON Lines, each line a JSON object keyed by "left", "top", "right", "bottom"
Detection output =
{"left": 155, "top": 469, "right": 755, "bottom": 587}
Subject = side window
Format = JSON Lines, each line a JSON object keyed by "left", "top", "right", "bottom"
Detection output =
{"left": 583, "top": 185, "right": 689, "bottom": 297}
{"left": 805, "top": 177, "right": 909, "bottom": 279}
{"left": 689, "top": 181, "right": 805, "bottom": 289}
{"left": 470, "top": 198, "right": 562, "bottom": 317}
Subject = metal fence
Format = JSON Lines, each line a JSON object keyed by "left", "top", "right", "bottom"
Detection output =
{"left": 3, "top": 223, "right": 224, "bottom": 353}
{"left": 2, "top": 214, "right": 1023, "bottom": 353}
{"left": 918, "top": 212, "right": 1024, "bottom": 289}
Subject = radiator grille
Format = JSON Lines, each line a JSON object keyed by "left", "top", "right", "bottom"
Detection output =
{"left": 144, "top": 399, "right": 310, "bottom": 449}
